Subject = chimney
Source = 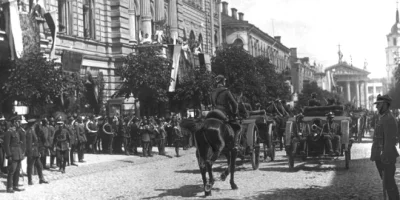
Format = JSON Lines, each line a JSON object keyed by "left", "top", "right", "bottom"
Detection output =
{"left": 290, "top": 48, "right": 297, "bottom": 58}
{"left": 238, "top": 12, "right": 244, "bottom": 21}
{"left": 222, "top": 1, "right": 228, "bottom": 15}
{"left": 231, "top": 8, "right": 237, "bottom": 20}
{"left": 274, "top": 36, "right": 281, "bottom": 43}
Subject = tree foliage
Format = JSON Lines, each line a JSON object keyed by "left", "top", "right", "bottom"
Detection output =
{"left": 211, "top": 45, "right": 291, "bottom": 106}
{"left": 114, "top": 45, "right": 172, "bottom": 103}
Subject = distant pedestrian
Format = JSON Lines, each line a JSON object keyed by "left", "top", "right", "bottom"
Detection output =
{"left": 53, "top": 116, "right": 71, "bottom": 174}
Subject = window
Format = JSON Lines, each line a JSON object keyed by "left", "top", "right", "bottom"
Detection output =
{"left": 183, "top": 0, "right": 203, "bottom": 10}
{"left": 83, "top": 0, "right": 95, "bottom": 39}
{"left": 368, "top": 86, "right": 373, "bottom": 94}
{"left": 376, "top": 86, "right": 382, "bottom": 94}
{"left": 58, "top": 0, "right": 73, "bottom": 35}
{"left": 0, "top": 8, "right": 5, "bottom": 32}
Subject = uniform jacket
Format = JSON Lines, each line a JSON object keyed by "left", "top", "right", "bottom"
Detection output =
{"left": 0, "top": 128, "right": 5, "bottom": 146}
{"left": 293, "top": 121, "right": 310, "bottom": 138}
{"left": 48, "top": 125, "right": 56, "bottom": 147}
{"left": 66, "top": 123, "right": 77, "bottom": 146}
{"left": 53, "top": 127, "right": 70, "bottom": 151}
{"left": 140, "top": 122, "right": 150, "bottom": 142}
{"left": 371, "top": 110, "right": 399, "bottom": 163}
{"left": 211, "top": 85, "right": 238, "bottom": 117}
{"left": 322, "top": 122, "right": 341, "bottom": 136}
{"left": 75, "top": 122, "right": 86, "bottom": 142}
{"left": 4, "top": 127, "right": 24, "bottom": 161}
{"left": 17, "top": 127, "right": 27, "bottom": 154}
{"left": 39, "top": 125, "right": 51, "bottom": 148}
{"left": 26, "top": 126, "right": 40, "bottom": 157}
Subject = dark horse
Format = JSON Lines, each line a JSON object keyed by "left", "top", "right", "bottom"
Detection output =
{"left": 194, "top": 111, "right": 240, "bottom": 196}
{"left": 265, "top": 100, "right": 291, "bottom": 150}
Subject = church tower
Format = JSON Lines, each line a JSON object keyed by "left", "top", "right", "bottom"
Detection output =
{"left": 385, "top": 3, "right": 400, "bottom": 88}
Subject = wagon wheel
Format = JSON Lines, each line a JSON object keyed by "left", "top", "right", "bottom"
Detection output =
{"left": 345, "top": 149, "right": 351, "bottom": 169}
{"left": 250, "top": 125, "right": 260, "bottom": 170}
{"left": 357, "top": 118, "right": 362, "bottom": 143}
{"left": 268, "top": 123, "right": 276, "bottom": 161}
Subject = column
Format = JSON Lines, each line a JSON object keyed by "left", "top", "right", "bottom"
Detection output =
{"left": 140, "top": 0, "right": 152, "bottom": 38}
{"left": 210, "top": 0, "right": 215, "bottom": 54}
{"left": 129, "top": 0, "right": 136, "bottom": 44}
{"left": 168, "top": 0, "right": 178, "bottom": 44}
{"left": 346, "top": 81, "right": 351, "bottom": 102}
{"left": 356, "top": 81, "right": 360, "bottom": 108}
{"left": 364, "top": 81, "right": 368, "bottom": 109}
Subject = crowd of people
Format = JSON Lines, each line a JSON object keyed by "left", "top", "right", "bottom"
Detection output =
{"left": 0, "top": 112, "right": 195, "bottom": 193}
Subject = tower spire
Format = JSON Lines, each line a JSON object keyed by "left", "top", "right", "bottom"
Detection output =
{"left": 397, "top": 0, "right": 399, "bottom": 23}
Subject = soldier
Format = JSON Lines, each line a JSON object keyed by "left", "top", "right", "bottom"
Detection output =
{"left": 291, "top": 113, "right": 309, "bottom": 155}
{"left": 48, "top": 117, "right": 57, "bottom": 168}
{"left": 172, "top": 118, "right": 183, "bottom": 157}
{"left": 38, "top": 118, "right": 51, "bottom": 169}
{"left": 122, "top": 117, "right": 131, "bottom": 155}
{"left": 156, "top": 117, "right": 167, "bottom": 156}
{"left": 25, "top": 118, "right": 49, "bottom": 185}
{"left": 129, "top": 117, "right": 140, "bottom": 155}
{"left": 322, "top": 112, "right": 341, "bottom": 156}
{"left": 75, "top": 116, "right": 86, "bottom": 162}
{"left": 102, "top": 117, "right": 114, "bottom": 154}
{"left": 140, "top": 117, "right": 150, "bottom": 157}
{"left": 85, "top": 115, "right": 99, "bottom": 154}
{"left": 53, "top": 116, "right": 71, "bottom": 174}
{"left": 66, "top": 115, "right": 78, "bottom": 166}
{"left": 370, "top": 94, "right": 399, "bottom": 199}
{"left": 0, "top": 115, "right": 7, "bottom": 174}
{"left": 4, "top": 115, "right": 25, "bottom": 193}
{"left": 211, "top": 74, "right": 240, "bottom": 150}
{"left": 308, "top": 93, "right": 321, "bottom": 107}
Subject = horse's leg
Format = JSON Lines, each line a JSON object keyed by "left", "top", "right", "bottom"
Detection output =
{"left": 196, "top": 150, "right": 207, "bottom": 192}
{"left": 229, "top": 148, "right": 238, "bottom": 190}
{"left": 220, "top": 152, "right": 230, "bottom": 181}
{"left": 263, "top": 143, "right": 267, "bottom": 162}
{"left": 194, "top": 131, "right": 212, "bottom": 197}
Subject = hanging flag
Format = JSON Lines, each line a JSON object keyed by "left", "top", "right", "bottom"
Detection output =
{"left": 154, "top": 0, "right": 165, "bottom": 23}
{"left": 44, "top": 11, "right": 57, "bottom": 59}
{"left": 9, "top": 1, "right": 23, "bottom": 58}
{"left": 169, "top": 44, "right": 182, "bottom": 92}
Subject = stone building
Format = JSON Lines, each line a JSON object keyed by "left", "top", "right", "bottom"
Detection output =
{"left": 220, "top": 1, "right": 290, "bottom": 73}
{"left": 0, "top": 0, "right": 222, "bottom": 115}
{"left": 289, "top": 48, "right": 321, "bottom": 94}
{"left": 386, "top": 6, "right": 400, "bottom": 89}
{"left": 366, "top": 78, "right": 387, "bottom": 111}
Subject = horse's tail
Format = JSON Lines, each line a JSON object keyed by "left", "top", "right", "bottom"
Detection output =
{"left": 195, "top": 119, "right": 225, "bottom": 163}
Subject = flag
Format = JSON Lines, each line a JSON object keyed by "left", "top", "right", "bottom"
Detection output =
{"left": 169, "top": 45, "right": 182, "bottom": 92}
{"left": 44, "top": 11, "right": 57, "bottom": 59}
{"left": 9, "top": 1, "right": 23, "bottom": 59}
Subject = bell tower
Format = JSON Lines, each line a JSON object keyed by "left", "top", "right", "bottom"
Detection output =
{"left": 385, "top": 1, "right": 400, "bottom": 87}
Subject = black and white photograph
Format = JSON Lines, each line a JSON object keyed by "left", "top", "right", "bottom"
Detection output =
{"left": 0, "top": 0, "right": 400, "bottom": 199}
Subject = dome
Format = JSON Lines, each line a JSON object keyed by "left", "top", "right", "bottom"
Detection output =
{"left": 391, "top": 23, "right": 400, "bottom": 34}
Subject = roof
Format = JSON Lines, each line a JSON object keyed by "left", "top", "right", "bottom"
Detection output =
{"left": 324, "top": 62, "right": 370, "bottom": 75}
{"left": 221, "top": 14, "right": 290, "bottom": 53}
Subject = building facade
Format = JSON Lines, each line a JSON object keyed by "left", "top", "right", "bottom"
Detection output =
{"left": 0, "top": 0, "right": 222, "bottom": 115}
{"left": 366, "top": 78, "right": 388, "bottom": 111}
{"left": 220, "top": 1, "right": 290, "bottom": 73}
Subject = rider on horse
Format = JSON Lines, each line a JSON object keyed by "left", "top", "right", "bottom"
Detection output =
{"left": 211, "top": 75, "right": 241, "bottom": 150}
{"left": 308, "top": 92, "right": 321, "bottom": 107}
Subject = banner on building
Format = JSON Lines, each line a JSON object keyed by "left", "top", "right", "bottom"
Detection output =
{"left": 44, "top": 11, "right": 58, "bottom": 59}
{"left": 61, "top": 50, "right": 83, "bottom": 73}
{"left": 168, "top": 44, "right": 182, "bottom": 92}
{"left": 9, "top": 1, "right": 23, "bottom": 59}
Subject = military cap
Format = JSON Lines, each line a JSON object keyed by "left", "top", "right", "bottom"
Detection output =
{"left": 19, "top": 116, "right": 28, "bottom": 124}
{"left": 326, "top": 111, "right": 335, "bottom": 118}
{"left": 215, "top": 74, "right": 226, "bottom": 83}
{"left": 56, "top": 116, "right": 64, "bottom": 124}
{"left": 374, "top": 94, "right": 392, "bottom": 104}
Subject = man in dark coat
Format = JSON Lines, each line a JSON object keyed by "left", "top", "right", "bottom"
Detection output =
{"left": 291, "top": 113, "right": 309, "bottom": 155}
{"left": 38, "top": 118, "right": 51, "bottom": 169}
{"left": 26, "top": 118, "right": 48, "bottom": 185}
{"left": 211, "top": 75, "right": 240, "bottom": 149}
{"left": 48, "top": 117, "right": 57, "bottom": 168}
{"left": 370, "top": 94, "right": 399, "bottom": 199}
{"left": 75, "top": 116, "right": 86, "bottom": 162}
{"left": 322, "top": 112, "right": 341, "bottom": 156}
{"left": 4, "top": 115, "right": 25, "bottom": 193}
{"left": 66, "top": 115, "right": 78, "bottom": 166}
{"left": 53, "top": 117, "right": 71, "bottom": 173}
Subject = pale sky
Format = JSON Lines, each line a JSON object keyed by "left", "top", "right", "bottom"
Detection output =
{"left": 225, "top": 0, "right": 396, "bottom": 78}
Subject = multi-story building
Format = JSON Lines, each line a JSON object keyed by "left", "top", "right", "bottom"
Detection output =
{"left": 386, "top": 6, "right": 400, "bottom": 89}
{"left": 289, "top": 48, "right": 321, "bottom": 94}
{"left": 0, "top": 0, "right": 222, "bottom": 115}
{"left": 220, "top": 1, "right": 290, "bottom": 73}
{"left": 366, "top": 78, "right": 388, "bottom": 111}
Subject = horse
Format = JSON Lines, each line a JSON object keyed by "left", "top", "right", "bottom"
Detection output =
{"left": 265, "top": 100, "right": 291, "bottom": 151}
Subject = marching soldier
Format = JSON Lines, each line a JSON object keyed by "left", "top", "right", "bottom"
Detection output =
{"left": 75, "top": 116, "right": 86, "bottom": 162}
{"left": 48, "top": 117, "right": 57, "bottom": 168}
{"left": 4, "top": 115, "right": 26, "bottom": 193}
{"left": 53, "top": 116, "right": 71, "bottom": 174}
{"left": 322, "top": 112, "right": 341, "bottom": 156}
{"left": 26, "top": 118, "right": 49, "bottom": 185}
{"left": 156, "top": 117, "right": 167, "bottom": 156}
{"left": 140, "top": 117, "right": 151, "bottom": 157}
{"left": 129, "top": 117, "right": 141, "bottom": 155}
{"left": 122, "top": 117, "right": 131, "bottom": 155}
{"left": 85, "top": 115, "right": 99, "bottom": 154}
{"left": 291, "top": 113, "right": 309, "bottom": 155}
{"left": 102, "top": 117, "right": 115, "bottom": 154}
{"left": 211, "top": 74, "right": 240, "bottom": 150}
{"left": 370, "top": 94, "right": 399, "bottom": 199}
{"left": 38, "top": 118, "right": 51, "bottom": 169}
{"left": 66, "top": 115, "right": 78, "bottom": 166}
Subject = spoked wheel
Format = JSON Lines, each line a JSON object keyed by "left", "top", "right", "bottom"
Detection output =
{"left": 267, "top": 123, "right": 275, "bottom": 161}
{"left": 251, "top": 127, "right": 260, "bottom": 170}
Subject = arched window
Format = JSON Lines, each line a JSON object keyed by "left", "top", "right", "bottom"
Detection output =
{"left": 198, "top": 33, "right": 203, "bottom": 52}
{"left": 233, "top": 38, "right": 244, "bottom": 47}
{"left": 189, "top": 30, "right": 196, "bottom": 52}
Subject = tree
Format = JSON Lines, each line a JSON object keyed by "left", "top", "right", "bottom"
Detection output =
{"left": 114, "top": 45, "right": 172, "bottom": 116}
{"left": 173, "top": 68, "right": 215, "bottom": 110}
{"left": 1, "top": 50, "right": 84, "bottom": 115}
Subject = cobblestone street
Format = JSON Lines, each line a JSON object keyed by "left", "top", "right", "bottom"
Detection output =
{"left": 0, "top": 136, "right": 397, "bottom": 200}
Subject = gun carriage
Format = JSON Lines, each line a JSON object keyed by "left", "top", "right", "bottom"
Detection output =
{"left": 285, "top": 105, "right": 353, "bottom": 169}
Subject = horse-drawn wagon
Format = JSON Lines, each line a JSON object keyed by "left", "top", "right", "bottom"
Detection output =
{"left": 349, "top": 110, "right": 368, "bottom": 142}
{"left": 284, "top": 105, "right": 353, "bottom": 169}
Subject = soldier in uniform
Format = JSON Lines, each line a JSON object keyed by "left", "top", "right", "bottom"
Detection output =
{"left": 122, "top": 117, "right": 131, "bottom": 155}
{"left": 370, "top": 94, "right": 399, "bottom": 199}
{"left": 26, "top": 118, "right": 49, "bottom": 185}
{"left": 66, "top": 115, "right": 78, "bottom": 166}
{"left": 291, "top": 113, "right": 309, "bottom": 155}
{"left": 102, "top": 117, "right": 115, "bottom": 154}
{"left": 85, "top": 115, "right": 99, "bottom": 154}
{"left": 210, "top": 75, "right": 240, "bottom": 149}
{"left": 48, "top": 117, "right": 57, "bottom": 168}
{"left": 53, "top": 117, "right": 71, "bottom": 174}
{"left": 322, "top": 112, "right": 341, "bottom": 156}
{"left": 75, "top": 116, "right": 86, "bottom": 162}
{"left": 140, "top": 117, "right": 151, "bottom": 157}
{"left": 38, "top": 118, "right": 51, "bottom": 169}
{"left": 129, "top": 117, "right": 140, "bottom": 155}
{"left": 4, "top": 115, "right": 25, "bottom": 193}
{"left": 308, "top": 93, "right": 321, "bottom": 107}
